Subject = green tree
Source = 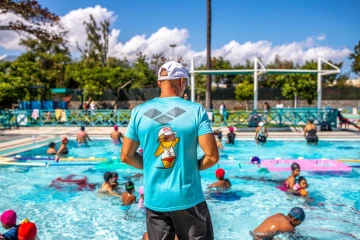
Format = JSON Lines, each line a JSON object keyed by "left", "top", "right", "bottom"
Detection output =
{"left": 0, "top": 0, "right": 64, "bottom": 42}
{"left": 235, "top": 80, "right": 254, "bottom": 109}
{"left": 279, "top": 74, "right": 316, "bottom": 105}
{"left": 212, "top": 57, "right": 234, "bottom": 87}
{"left": 349, "top": 41, "right": 360, "bottom": 76}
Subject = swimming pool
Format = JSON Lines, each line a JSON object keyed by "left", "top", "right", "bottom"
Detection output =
{"left": 1, "top": 140, "right": 360, "bottom": 239}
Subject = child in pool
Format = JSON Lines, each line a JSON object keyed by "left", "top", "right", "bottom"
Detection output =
{"left": 18, "top": 222, "right": 37, "bottom": 240}
{"left": 138, "top": 186, "right": 144, "bottom": 209}
{"left": 283, "top": 162, "right": 301, "bottom": 190}
{"left": 122, "top": 181, "right": 136, "bottom": 205}
{"left": 208, "top": 168, "right": 231, "bottom": 189}
{"left": 293, "top": 176, "right": 308, "bottom": 197}
{"left": 0, "top": 209, "right": 18, "bottom": 240}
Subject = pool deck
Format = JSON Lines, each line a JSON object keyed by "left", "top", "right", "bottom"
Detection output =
{"left": 0, "top": 126, "right": 359, "bottom": 155}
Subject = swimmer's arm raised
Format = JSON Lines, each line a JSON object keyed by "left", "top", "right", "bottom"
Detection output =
{"left": 121, "top": 137, "right": 143, "bottom": 169}
{"left": 198, "top": 133, "right": 219, "bottom": 170}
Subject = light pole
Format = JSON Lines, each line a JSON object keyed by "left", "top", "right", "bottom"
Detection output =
{"left": 169, "top": 44, "right": 177, "bottom": 60}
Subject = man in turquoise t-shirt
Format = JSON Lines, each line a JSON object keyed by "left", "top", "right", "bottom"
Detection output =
{"left": 121, "top": 61, "right": 219, "bottom": 240}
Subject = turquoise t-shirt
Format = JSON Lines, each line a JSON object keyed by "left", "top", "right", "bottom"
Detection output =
{"left": 125, "top": 97, "right": 213, "bottom": 212}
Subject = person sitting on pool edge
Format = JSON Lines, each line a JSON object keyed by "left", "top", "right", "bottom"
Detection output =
{"left": 56, "top": 137, "right": 69, "bottom": 155}
{"left": 110, "top": 125, "right": 123, "bottom": 144}
{"left": 46, "top": 142, "right": 57, "bottom": 155}
{"left": 303, "top": 119, "right": 318, "bottom": 144}
{"left": 0, "top": 209, "right": 18, "bottom": 240}
{"left": 98, "top": 172, "right": 122, "bottom": 198}
{"left": 250, "top": 207, "right": 305, "bottom": 240}
{"left": 122, "top": 181, "right": 136, "bottom": 206}
{"left": 77, "top": 126, "right": 92, "bottom": 144}
{"left": 208, "top": 168, "right": 231, "bottom": 189}
{"left": 226, "top": 126, "right": 236, "bottom": 144}
{"left": 282, "top": 162, "right": 301, "bottom": 190}
{"left": 255, "top": 122, "right": 268, "bottom": 144}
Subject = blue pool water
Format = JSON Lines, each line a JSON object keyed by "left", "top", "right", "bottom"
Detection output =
{"left": 1, "top": 140, "right": 360, "bottom": 239}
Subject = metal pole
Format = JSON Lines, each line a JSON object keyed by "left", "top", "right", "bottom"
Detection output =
{"left": 253, "top": 58, "right": 258, "bottom": 110}
{"left": 190, "top": 59, "right": 195, "bottom": 102}
{"left": 170, "top": 44, "right": 176, "bottom": 60}
{"left": 317, "top": 58, "right": 322, "bottom": 109}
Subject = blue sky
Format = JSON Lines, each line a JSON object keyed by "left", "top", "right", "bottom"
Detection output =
{"left": 1, "top": 0, "right": 359, "bottom": 75}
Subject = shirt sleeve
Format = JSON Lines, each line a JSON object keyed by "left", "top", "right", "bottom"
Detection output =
{"left": 125, "top": 108, "right": 139, "bottom": 142}
{"left": 198, "top": 107, "right": 213, "bottom": 136}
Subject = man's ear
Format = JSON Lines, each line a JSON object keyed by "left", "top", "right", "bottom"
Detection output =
{"left": 157, "top": 80, "right": 162, "bottom": 88}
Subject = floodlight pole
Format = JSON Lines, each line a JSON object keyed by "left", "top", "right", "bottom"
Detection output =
{"left": 253, "top": 58, "right": 258, "bottom": 111}
{"left": 317, "top": 57, "right": 322, "bottom": 110}
{"left": 190, "top": 59, "right": 195, "bottom": 102}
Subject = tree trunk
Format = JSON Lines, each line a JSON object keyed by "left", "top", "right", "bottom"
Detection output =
{"left": 205, "top": 0, "right": 212, "bottom": 110}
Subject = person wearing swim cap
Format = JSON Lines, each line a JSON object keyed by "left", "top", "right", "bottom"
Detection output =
{"left": 56, "top": 137, "right": 69, "bottom": 155}
{"left": 122, "top": 61, "right": 218, "bottom": 240}
{"left": 46, "top": 142, "right": 57, "bottom": 155}
{"left": 283, "top": 162, "right": 301, "bottom": 190}
{"left": 110, "top": 125, "right": 123, "bottom": 144}
{"left": 17, "top": 222, "right": 37, "bottom": 240}
{"left": 255, "top": 122, "right": 268, "bottom": 144}
{"left": 122, "top": 181, "right": 136, "bottom": 205}
{"left": 0, "top": 209, "right": 19, "bottom": 240}
{"left": 208, "top": 168, "right": 231, "bottom": 189}
{"left": 226, "top": 126, "right": 236, "bottom": 144}
{"left": 251, "top": 207, "right": 305, "bottom": 239}
{"left": 77, "top": 126, "right": 92, "bottom": 143}
{"left": 98, "top": 172, "right": 122, "bottom": 198}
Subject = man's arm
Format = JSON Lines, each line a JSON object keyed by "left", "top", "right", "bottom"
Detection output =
{"left": 198, "top": 133, "right": 219, "bottom": 170}
{"left": 86, "top": 133, "right": 92, "bottom": 141}
{"left": 121, "top": 137, "right": 143, "bottom": 169}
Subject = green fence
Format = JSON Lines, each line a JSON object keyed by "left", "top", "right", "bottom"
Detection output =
{"left": 0, "top": 108, "right": 337, "bottom": 129}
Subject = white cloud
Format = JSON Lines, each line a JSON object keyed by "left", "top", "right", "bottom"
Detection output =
{"left": 0, "top": 13, "right": 25, "bottom": 50}
{"left": 317, "top": 34, "right": 326, "bottom": 41}
{"left": 0, "top": 5, "right": 350, "bottom": 67}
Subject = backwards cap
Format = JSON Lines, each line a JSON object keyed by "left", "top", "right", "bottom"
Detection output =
{"left": 216, "top": 168, "right": 225, "bottom": 178}
{"left": 125, "top": 181, "right": 134, "bottom": 191}
{"left": 289, "top": 207, "right": 305, "bottom": 222}
{"left": 0, "top": 209, "right": 17, "bottom": 227}
{"left": 158, "top": 61, "right": 189, "bottom": 82}
{"left": 18, "top": 222, "right": 37, "bottom": 240}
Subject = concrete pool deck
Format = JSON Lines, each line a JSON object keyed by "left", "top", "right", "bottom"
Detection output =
{"left": 0, "top": 126, "right": 359, "bottom": 155}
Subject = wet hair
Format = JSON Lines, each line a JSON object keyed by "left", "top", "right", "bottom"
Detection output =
{"left": 103, "top": 172, "right": 112, "bottom": 182}
{"left": 308, "top": 119, "right": 314, "bottom": 124}
{"left": 81, "top": 126, "right": 85, "bottom": 131}
{"left": 125, "top": 181, "right": 134, "bottom": 192}
{"left": 298, "top": 176, "right": 306, "bottom": 183}
{"left": 291, "top": 162, "right": 300, "bottom": 171}
{"left": 48, "top": 142, "right": 55, "bottom": 148}
{"left": 112, "top": 172, "right": 118, "bottom": 178}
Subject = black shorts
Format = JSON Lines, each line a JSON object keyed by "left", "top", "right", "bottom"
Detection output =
{"left": 146, "top": 201, "right": 214, "bottom": 240}
{"left": 306, "top": 136, "right": 318, "bottom": 143}
{"left": 257, "top": 136, "right": 267, "bottom": 143}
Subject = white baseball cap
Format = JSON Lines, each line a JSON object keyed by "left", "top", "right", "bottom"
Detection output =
{"left": 259, "top": 122, "right": 264, "bottom": 127}
{"left": 158, "top": 61, "right": 189, "bottom": 82}
{"left": 158, "top": 127, "right": 177, "bottom": 137}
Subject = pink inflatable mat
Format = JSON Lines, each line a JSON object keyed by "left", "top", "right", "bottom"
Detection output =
{"left": 261, "top": 159, "right": 351, "bottom": 172}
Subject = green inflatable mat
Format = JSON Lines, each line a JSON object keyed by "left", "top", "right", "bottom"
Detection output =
{"left": 95, "top": 160, "right": 136, "bottom": 170}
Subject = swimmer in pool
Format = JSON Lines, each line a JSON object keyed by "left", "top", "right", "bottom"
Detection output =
{"left": 98, "top": 172, "right": 122, "bottom": 198}
{"left": 208, "top": 168, "right": 231, "bottom": 189}
{"left": 56, "top": 137, "right": 69, "bottom": 155}
{"left": 292, "top": 176, "right": 308, "bottom": 197}
{"left": 77, "top": 126, "right": 92, "bottom": 143}
{"left": 122, "top": 181, "right": 136, "bottom": 205}
{"left": 255, "top": 122, "right": 268, "bottom": 144}
{"left": 283, "top": 162, "right": 301, "bottom": 190}
{"left": 216, "top": 134, "right": 224, "bottom": 149}
{"left": 226, "top": 126, "right": 236, "bottom": 144}
{"left": 110, "top": 125, "right": 123, "bottom": 144}
{"left": 250, "top": 207, "right": 305, "bottom": 240}
{"left": 304, "top": 119, "right": 318, "bottom": 144}
{"left": 46, "top": 142, "right": 57, "bottom": 155}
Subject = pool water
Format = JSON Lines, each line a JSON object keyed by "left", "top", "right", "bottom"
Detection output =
{"left": 1, "top": 140, "right": 360, "bottom": 239}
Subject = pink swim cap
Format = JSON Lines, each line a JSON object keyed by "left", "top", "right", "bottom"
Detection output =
{"left": 138, "top": 186, "right": 144, "bottom": 195}
{"left": 229, "top": 126, "right": 234, "bottom": 133}
{"left": 114, "top": 125, "right": 118, "bottom": 131}
{"left": 1, "top": 210, "right": 17, "bottom": 227}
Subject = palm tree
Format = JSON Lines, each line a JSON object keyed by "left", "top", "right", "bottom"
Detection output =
{"left": 205, "top": 0, "right": 212, "bottom": 110}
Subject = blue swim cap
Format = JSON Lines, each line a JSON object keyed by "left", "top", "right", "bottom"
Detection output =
{"left": 251, "top": 156, "right": 261, "bottom": 164}
{"left": 289, "top": 207, "right": 305, "bottom": 222}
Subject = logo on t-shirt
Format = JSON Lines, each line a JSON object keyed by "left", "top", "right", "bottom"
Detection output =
{"left": 154, "top": 127, "right": 179, "bottom": 169}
